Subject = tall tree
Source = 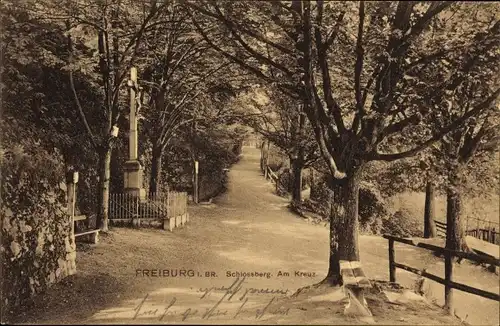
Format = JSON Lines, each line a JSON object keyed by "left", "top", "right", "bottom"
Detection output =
{"left": 244, "top": 88, "right": 319, "bottom": 204}
{"left": 138, "top": 1, "right": 239, "bottom": 193}
{"left": 1, "top": 0, "right": 106, "bottom": 217}
{"left": 190, "top": 1, "right": 500, "bottom": 284}
{"left": 30, "top": 0, "right": 170, "bottom": 231}
{"left": 436, "top": 53, "right": 499, "bottom": 252}
{"left": 377, "top": 2, "right": 500, "bottom": 250}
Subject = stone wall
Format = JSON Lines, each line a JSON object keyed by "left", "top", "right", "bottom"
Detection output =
{"left": 1, "top": 146, "right": 76, "bottom": 316}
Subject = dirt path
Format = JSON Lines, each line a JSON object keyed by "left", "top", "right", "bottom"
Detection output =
{"left": 10, "top": 147, "right": 496, "bottom": 325}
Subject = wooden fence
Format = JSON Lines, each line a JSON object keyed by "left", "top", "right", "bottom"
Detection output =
{"left": 435, "top": 219, "right": 499, "bottom": 245}
{"left": 264, "top": 165, "right": 279, "bottom": 193}
{"left": 466, "top": 228, "right": 498, "bottom": 244}
{"left": 109, "top": 192, "right": 188, "bottom": 230}
{"left": 465, "top": 216, "right": 499, "bottom": 245}
{"left": 383, "top": 234, "right": 500, "bottom": 315}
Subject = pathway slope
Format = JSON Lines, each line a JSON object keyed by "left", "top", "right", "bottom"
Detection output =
{"left": 9, "top": 147, "right": 496, "bottom": 325}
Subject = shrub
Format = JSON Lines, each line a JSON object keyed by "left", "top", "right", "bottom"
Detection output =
{"left": 382, "top": 208, "right": 424, "bottom": 237}
{"left": 1, "top": 142, "right": 76, "bottom": 315}
{"left": 358, "top": 182, "right": 387, "bottom": 234}
{"left": 276, "top": 169, "right": 291, "bottom": 197}
{"left": 308, "top": 175, "right": 387, "bottom": 234}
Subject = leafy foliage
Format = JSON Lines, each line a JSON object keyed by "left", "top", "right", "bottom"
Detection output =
{"left": 382, "top": 209, "right": 424, "bottom": 238}
{"left": 1, "top": 120, "right": 74, "bottom": 315}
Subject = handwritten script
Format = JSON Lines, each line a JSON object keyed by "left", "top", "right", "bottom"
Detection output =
{"left": 132, "top": 277, "right": 291, "bottom": 321}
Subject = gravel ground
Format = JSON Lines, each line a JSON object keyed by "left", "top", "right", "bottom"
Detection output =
{"left": 8, "top": 147, "right": 494, "bottom": 325}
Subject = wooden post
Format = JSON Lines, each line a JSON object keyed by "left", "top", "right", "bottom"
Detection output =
{"left": 135, "top": 195, "right": 140, "bottom": 227}
{"left": 424, "top": 182, "right": 437, "bottom": 238}
{"left": 194, "top": 160, "right": 199, "bottom": 204}
{"left": 66, "top": 171, "right": 78, "bottom": 236}
{"left": 275, "top": 173, "right": 279, "bottom": 193}
{"left": 389, "top": 239, "right": 396, "bottom": 283}
{"left": 260, "top": 140, "right": 266, "bottom": 172}
{"left": 264, "top": 141, "right": 270, "bottom": 179}
{"left": 444, "top": 252, "right": 454, "bottom": 315}
{"left": 67, "top": 182, "right": 75, "bottom": 236}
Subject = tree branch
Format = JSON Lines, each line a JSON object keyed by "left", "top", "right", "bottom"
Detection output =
{"left": 369, "top": 87, "right": 500, "bottom": 161}
{"left": 352, "top": 1, "right": 366, "bottom": 133}
{"left": 67, "top": 32, "right": 99, "bottom": 151}
{"left": 189, "top": 12, "right": 298, "bottom": 97}
{"left": 210, "top": 4, "right": 294, "bottom": 77}
{"left": 314, "top": 3, "right": 346, "bottom": 132}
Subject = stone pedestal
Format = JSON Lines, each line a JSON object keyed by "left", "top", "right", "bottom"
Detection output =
{"left": 123, "top": 160, "right": 146, "bottom": 201}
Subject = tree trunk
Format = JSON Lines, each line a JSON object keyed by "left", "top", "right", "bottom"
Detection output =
{"left": 260, "top": 141, "right": 266, "bottom": 172}
{"left": 310, "top": 170, "right": 323, "bottom": 202}
{"left": 149, "top": 145, "right": 163, "bottom": 194}
{"left": 290, "top": 158, "right": 303, "bottom": 205}
{"left": 264, "top": 141, "right": 270, "bottom": 179}
{"left": 424, "top": 181, "right": 437, "bottom": 238}
{"left": 325, "top": 168, "right": 363, "bottom": 285}
{"left": 445, "top": 184, "right": 468, "bottom": 252}
{"left": 96, "top": 146, "right": 112, "bottom": 232}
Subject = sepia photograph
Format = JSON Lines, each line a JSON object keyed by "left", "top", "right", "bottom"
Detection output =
{"left": 1, "top": 0, "right": 499, "bottom": 325}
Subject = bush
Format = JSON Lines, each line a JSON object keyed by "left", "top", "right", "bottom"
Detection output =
{"left": 276, "top": 169, "right": 291, "bottom": 197}
{"left": 152, "top": 125, "right": 244, "bottom": 200}
{"left": 302, "top": 198, "right": 330, "bottom": 219}
{"left": 382, "top": 208, "right": 424, "bottom": 237}
{"left": 358, "top": 182, "right": 387, "bottom": 234}
{"left": 1, "top": 142, "right": 76, "bottom": 315}
{"left": 308, "top": 175, "right": 387, "bottom": 234}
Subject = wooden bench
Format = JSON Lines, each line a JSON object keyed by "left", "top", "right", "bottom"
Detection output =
{"left": 74, "top": 214, "right": 87, "bottom": 221}
{"left": 340, "top": 260, "right": 373, "bottom": 317}
{"left": 73, "top": 214, "right": 99, "bottom": 244}
{"left": 75, "top": 229, "right": 99, "bottom": 244}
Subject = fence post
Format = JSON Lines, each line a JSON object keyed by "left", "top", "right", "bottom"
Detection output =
{"left": 194, "top": 161, "right": 199, "bottom": 204}
{"left": 389, "top": 239, "right": 396, "bottom": 283}
{"left": 424, "top": 182, "right": 437, "bottom": 238}
{"left": 66, "top": 173, "right": 76, "bottom": 238}
{"left": 476, "top": 218, "right": 480, "bottom": 239}
{"left": 444, "top": 251, "right": 454, "bottom": 315}
{"left": 266, "top": 141, "right": 270, "bottom": 177}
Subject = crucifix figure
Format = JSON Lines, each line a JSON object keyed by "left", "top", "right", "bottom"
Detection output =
{"left": 123, "top": 67, "right": 146, "bottom": 201}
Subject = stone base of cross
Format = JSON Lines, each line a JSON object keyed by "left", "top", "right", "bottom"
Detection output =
{"left": 123, "top": 67, "right": 146, "bottom": 202}
{"left": 123, "top": 160, "right": 146, "bottom": 201}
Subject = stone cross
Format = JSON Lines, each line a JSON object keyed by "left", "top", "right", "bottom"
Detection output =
{"left": 127, "top": 67, "right": 139, "bottom": 161}
{"left": 124, "top": 67, "right": 146, "bottom": 200}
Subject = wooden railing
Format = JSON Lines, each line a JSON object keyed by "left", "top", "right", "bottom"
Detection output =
{"left": 383, "top": 234, "right": 500, "bottom": 315}
{"left": 264, "top": 165, "right": 279, "bottom": 193}
{"left": 466, "top": 228, "right": 499, "bottom": 244}
{"left": 266, "top": 166, "right": 278, "bottom": 182}
{"left": 434, "top": 219, "right": 499, "bottom": 245}
{"left": 435, "top": 220, "right": 447, "bottom": 237}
